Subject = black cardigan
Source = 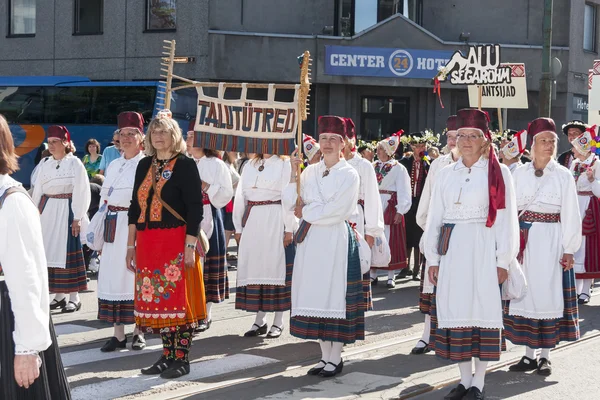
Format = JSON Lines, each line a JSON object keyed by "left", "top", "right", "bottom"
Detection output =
{"left": 128, "top": 154, "right": 203, "bottom": 237}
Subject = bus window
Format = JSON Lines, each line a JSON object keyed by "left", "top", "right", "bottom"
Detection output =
{"left": 170, "top": 87, "right": 197, "bottom": 123}
{"left": 45, "top": 87, "right": 93, "bottom": 124}
{"left": 0, "top": 86, "right": 44, "bottom": 124}
{"left": 91, "top": 86, "right": 157, "bottom": 124}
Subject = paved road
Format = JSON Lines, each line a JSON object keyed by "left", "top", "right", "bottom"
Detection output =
{"left": 54, "top": 264, "right": 600, "bottom": 399}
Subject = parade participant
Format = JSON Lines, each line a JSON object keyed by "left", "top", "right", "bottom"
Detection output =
{"left": 127, "top": 111, "right": 206, "bottom": 379}
{"left": 82, "top": 138, "right": 103, "bottom": 179}
{"left": 559, "top": 120, "right": 587, "bottom": 169}
{"left": 0, "top": 114, "right": 72, "bottom": 399}
{"left": 371, "top": 132, "right": 411, "bottom": 288}
{"left": 97, "top": 112, "right": 147, "bottom": 352}
{"left": 99, "top": 130, "right": 122, "bottom": 176}
{"left": 185, "top": 125, "right": 233, "bottom": 331}
{"left": 284, "top": 115, "right": 364, "bottom": 378}
{"left": 233, "top": 153, "right": 296, "bottom": 338}
{"left": 357, "top": 141, "right": 375, "bottom": 162}
{"left": 425, "top": 108, "right": 519, "bottom": 399}
{"left": 32, "top": 125, "right": 90, "bottom": 313}
{"left": 400, "top": 132, "right": 431, "bottom": 280}
{"left": 569, "top": 126, "right": 600, "bottom": 304}
{"left": 499, "top": 130, "right": 525, "bottom": 173}
{"left": 504, "top": 117, "right": 581, "bottom": 377}
{"left": 303, "top": 134, "right": 322, "bottom": 165}
{"left": 222, "top": 151, "right": 240, "bottom": 270}
{"left": 412, "top": 115, "right": 459, "bottom": 355}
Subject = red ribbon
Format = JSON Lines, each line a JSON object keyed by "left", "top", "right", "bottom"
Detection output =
{"left": 433, "top": 77, "right": 445, "bottom": 109}
{"left": 393, "top": 129, "right": 404, "bottom": 137}
{"left": 484, "top": 131, "right": 506, "bottom": 228}
{"left": 516, "top": 130, "right": 526, "bottom": 154}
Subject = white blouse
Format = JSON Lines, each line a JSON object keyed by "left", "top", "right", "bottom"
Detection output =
{"left": 571, "top": 153, "right": 600, "bottom": 198}
{"left": 347, "top": 154, "right": 384, "bottom": 238}
{"left": 100, "top": 152, "right": 145, "bottom": 208}
{"left": 416, "top": 152, "right": 457, "bottom": 230}
{"left": 195, "top": 156, "right": 234, "bottom": 209}
{"left": 373, "top": 160, "right": 412, "bottom": 215}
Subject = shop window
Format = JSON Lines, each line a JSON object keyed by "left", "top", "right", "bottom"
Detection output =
{"left": 584, "top": 3, "right": 597, "bottom": 52}
{"left": 360, "top": 96, "right": 409, "bottom": 141}
{"left": 145, "top": 0, "right": 177, "bottom": 31}
{"left": 335, "top": 0, "right": 422, "bottom": 36}
{"left": 8, "top": 0, "right": 36, "bottom": 36}
{"left": 74, "top": 0, "right": 103, "bottom": 35}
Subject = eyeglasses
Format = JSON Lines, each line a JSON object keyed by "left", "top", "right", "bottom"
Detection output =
{"left": 457, "top": 134, "right": 483, "bottom": 141}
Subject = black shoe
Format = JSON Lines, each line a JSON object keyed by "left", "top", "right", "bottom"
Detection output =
{"left": 160, "top": 360, "right": 190, "bottom": 379}
{"left": 318, "top": 359, "right": 343, "bottom": 378}
{"left": 266, "top": 325, "right": 283, "bottom": 339}
{"left": 398, "top": 269, "right": 408, "bottom": 279}
{"left": 141, "top": 356, "right": 173, "bottom": 375}
{"left": 244, "top": 323, "right": 268, "bottom": 337}
{"left": 307, "top": 359, "right": 326, "bottom": 376}
{"left": 537, "top": 357, "right": 552, "bottom": 376}
{"left": 50, "top": 298, "right": 66, "bottom": 310}
{"left": 195, "top": 319, "right": 212, "bottom": 332}
{"left": 370, "top": 277, "right": 378, "bottom": 286}
{"left": 100, "top": 337, "right": 127, "bottom": 352}
{"left": 508, "top": 356, "right": 538, "bottom": 372}
{"left": 131, "top": 335, "right": 146, "bottom": 350}
{"left": 386, "top": 279, "right": 396, "bottom": 288}
{"left": 410, "top": 340, "right": 431, "bottom": 355}
{"left": 444, "top": 383, "right": 469, "bottom": 400}
{"left": 464, "top": 387, "right": 485, "bottom": 400}
{"left": 61, "top": 301, "right": 82, "bottom": 313}
{"left": 578, "top": 294, "right": 590, "bottom": 305}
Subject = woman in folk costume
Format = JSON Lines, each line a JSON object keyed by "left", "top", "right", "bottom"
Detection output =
{"left": 283, "top": 115, "right": 365, "bottom": 378}
{"left": 370, "top": 132, "right": 411, "bottom": 288}
{"left": 303, "top": 133, "right": 322, "bottom": 165}
{"left": 0, "top": 115, "right": 71, "bottom": 399}
{"left": 559, "top": 120, "right": 587, "bottom": 169}
{"left": 127, "top": 112, "right": 206, "bottom": 379}
{"left": 96, "top": 112, "right": 147, "bottom": 352}
{"left": 32, "top": 125, "right": 90, "bottom": 313}
{"left": 233, "top": 152, "right": 296, "bottom": 338}
{"left": 185, "top": 122, "right": 233, "bottom": 331}
{"left": 412, "top": 115, "right": 459, "bottom": 355}
{"left": 425, "top": 109, "right": 519, "bottom": 400}
{"left": 399, "top": 131, "right": 431, "bottom": 280}
{"left": 504, "top": 117, "right": 581, "bottom": 377}
{"left": 569, "top": 125, "right": 600, "bottom": 305}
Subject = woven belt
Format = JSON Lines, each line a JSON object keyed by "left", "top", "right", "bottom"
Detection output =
{"left": 44, "top": 193, "right": 72, "bottom": 199}
{"left": 247, "top": 200, "right": 282, "bottom": 207}
{"left": 578, "top": 191, "right": 594, "bottom": 197}
{"left": 379, "top": 190, "right": 395, "bottom": 195}
{"left": 519, "top": 210, "right": 561, "bottom": 223}
{"left": 108, "top": 205, "right": 129, "bottom": 212}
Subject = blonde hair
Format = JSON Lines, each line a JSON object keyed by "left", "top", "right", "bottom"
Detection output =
{"left": 0, "top": 114, "right": 19, "bottom": 174}
{"left": 144, "top": 117, "right": 186, "bottom": 157}
{"left": 531, "top": 132, "right": 558, "bottom": 162}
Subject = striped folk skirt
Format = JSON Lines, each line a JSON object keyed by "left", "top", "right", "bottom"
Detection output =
{"left": 504, "top": 268, "right": 580, "bottom": 349}
{"left": 290, "top": 224, "right": 366, "bottom": 344}
{"left": 48, "top": 200, "right": 87, "bottom": 294}
{"left": 0, "top": 282, "right": 72, "bottom": 400}
{"left": 429, "top": 289, "right": 504, "bottom": 362}
{"left": 418, "top": 261, "right": 432, "bottom": 315}
{"left": 98, "top": 299, "right": 135, "bottom": 325}
{"left": 235, "top": 244, "right": 295, "bottom": 312}
{"left": 204, "top": 206, "right": 229, "bottom": 303}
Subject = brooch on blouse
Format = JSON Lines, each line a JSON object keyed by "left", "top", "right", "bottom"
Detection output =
{"left": 162, "top": 170, "right": 173, "bottom": 180}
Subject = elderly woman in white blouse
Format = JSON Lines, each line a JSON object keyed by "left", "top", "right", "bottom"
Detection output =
{"left": 0, "top": 114, "right": 71, "bottom": 399}
{"left": 425, "top": 108, "right": 519, "bottom": 400}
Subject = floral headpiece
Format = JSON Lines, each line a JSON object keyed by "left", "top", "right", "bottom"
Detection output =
{"left": 156, "top": 109, "right": 173, "bottom": 119}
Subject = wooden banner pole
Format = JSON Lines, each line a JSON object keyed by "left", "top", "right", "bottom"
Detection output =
{"left": 478, "top": 85, "right": 483, "bottom": 110}
{"left": 498, "top": 107, "right": 503, "bottom": 133}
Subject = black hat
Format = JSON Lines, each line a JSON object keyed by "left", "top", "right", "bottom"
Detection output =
{"left": 505, "top": 129, "right": 519, "bottom": 140}
{"left": 562, "top": 120, "right": 587, "bottom": 135}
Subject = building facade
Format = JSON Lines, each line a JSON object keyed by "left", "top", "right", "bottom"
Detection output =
{"left": 0, "top": 0, "right": 598, "bottom": 142}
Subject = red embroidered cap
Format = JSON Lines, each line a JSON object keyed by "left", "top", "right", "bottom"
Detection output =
{"left": 118, "top": 111, "right": 145, "bottom": 133}
{"left": 318, "top": 115, "right": 346, "bottom": 137}
{"left": 528, "top": 117, "right": 556, "bottom": 137}
{"left": 47, "top": 125, "right": 71, "bottom": 142}
{"left": 457, "top": 109, "right": 489, "bottom": 133}
{"left": 446, "top": 115, "right": 458, "bottom": 132}
{"left": 343, "top": 118, "right": 356, "bottom": 139}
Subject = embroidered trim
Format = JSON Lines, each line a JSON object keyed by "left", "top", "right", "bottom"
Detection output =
{"left": 519, "top": 211, "right": 561, "bottom": 223}
{"left": 291, "top": 308, "right": 346, "bottom": 319}
{"left": 508, "top": 308, "right": 564, "bottom": 320}
{"left": 374, "top": 160, "right": 397, "bottom": 185}
{"left": 437, "top": 320, "right": 504, "bottom": 330}
{"left": 237, "top": 279, "right": 287, "bottom": 286}
{"left": 137, "top": 158, "right": 178, "bottom": 224}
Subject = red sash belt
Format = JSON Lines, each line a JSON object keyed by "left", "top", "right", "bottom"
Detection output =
{"left": 108, "top": 205, "right": 129, "bottom": 212}
{"left": 578, "top": 191, "right": 594, "bottom": 197}
{"left": 202, "top": 192, "right": 211, "bottom": 205}
{"left": 241, "top": 200, "right": 281, "bottom": 227}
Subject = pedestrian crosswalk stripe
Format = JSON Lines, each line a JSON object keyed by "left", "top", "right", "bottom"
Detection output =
{"left": 55, "top": 323, "right": 98, "bottom": 336}
{"left": 70, "top": 354, "right": 278, "bottom": 400}
{"left": 62, "top": 338, "right": 163, "bottom": 368}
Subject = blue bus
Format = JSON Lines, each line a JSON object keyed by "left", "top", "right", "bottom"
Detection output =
{"left": 0, "top": 76, "right": 198, "bottom": 186}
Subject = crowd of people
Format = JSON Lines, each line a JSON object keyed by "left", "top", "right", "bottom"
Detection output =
{"left": 0, "top": 105, "right": 598, "bottom": 399}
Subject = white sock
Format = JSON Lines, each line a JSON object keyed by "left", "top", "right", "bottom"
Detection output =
{"left": 69, "top": 293, "right": 80, "bottom": 304}
{"left": 388, "top": 270, "right": 396, "bottom": 280}
{"left": 52, "top": 293, "right": 66, "bottom": 302}
{"left": 272, "top": 311, "right": 284, "bottom": 329}
{"left": 133, "top": 325, "right": 143, "bottom": 337}
{"left": 458, "top": 360, "right": 473, "bottom": 388}
{"left": 576, "top": 279, "right": 584, "bottom": 295}
{"left": 370, "top": 270, "right": 378, "bottom": 279}
{"left": 317, "top": 340, "right": 332, "bottom": 367}
{"left": 324, "top": 342, "right": 343, "bottom": 371}
{"left": 540, "top": 348, "right": 550, "bottom": 360}
{"left": 471, "top": 359, "right": 488, "bottom": 391}
{"left": 114, "top": 324, "right": 126, "bottom": 341}
{"left": 416, "top": 314, "right": 431, "bottom": 347}
{"left": 582, "top": 279, "right": 593, "bottom": 296}
{"left": 253, "top": 311, "right": 267, "bottom": 329}
{"left": 525, "top": 346, "right": 536, "bottom": 359}
{"left": 206, "top": 302, "right": 213, "bottom": 321}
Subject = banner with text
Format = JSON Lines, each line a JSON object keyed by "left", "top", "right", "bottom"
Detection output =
{"left": 192, "top": 83, "right": 298, "bottom": 155}
{"left": 324, "top": 45, "right": 453, "bottom": 79}
{"left": 467, "top": 63, "right": 528, "bottom": 108}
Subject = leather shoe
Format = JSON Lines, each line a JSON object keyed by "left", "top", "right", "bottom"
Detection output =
{"left": 318, "top": 359, "right": 343, "bottom": 378}
{"left": 100, "top": 337, "right": 127, "bottom": 352}
{"left": 62, "top": 301, "right": 82, "bottom": 313}
{"left": 141, "top": 356, "right": 172, "bottom": 375}
{"left": 160, "top": 360, "right": 190, "bottom": 379}
{"left": 464, "top": 387, "right": 485, "bottom": 400}
{"left": 410, "top": 340, "right": 431, "bottom": 355}
{"left": 50, "top": 298, "right": 66, "bottom": 310}
{"left": 131, "top": 335, "right": 146, "bottom": 350}
{"left": 508, "top": 356, "right": 538, "bottom": 372}
{"left": 244, "top": 323, "right": 268, "bottom": 337}
{"left": 266, "top": 325, "right": 283, "bottom": 339}
{"left": 578, "top": 294, "right": 590, "bottom": 305}
{"left": 444, "top": 383, "right": 469, "bottom": 400}
{"left": 195, "top": 319, "right": 212, "bottom": 332}
{"left": 370, "top": 277, "right": 378, "bottom": 286}
{"left": 386, "top": 279, "right": 396, "bottom": 288}
{"left": 537, "top": 357, "right": 552, "bottom": 376}
{"left": 307, "top": 359, "right": 326, "bottom": 376}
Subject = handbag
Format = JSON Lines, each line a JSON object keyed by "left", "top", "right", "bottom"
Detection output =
{"left": 502, "top": 258, "right": 528, "bottom": 301}
{"left": 370, "top": 234, "right": 391, "bottom": 268}
{"left": 355, "top": 230, "right": 372, "bottom": 275}
{"left": 151, "top": 164, "right": 210, "bottom": 254}
{"left": 86, "top": 202, "right": 108, "bottom": 251}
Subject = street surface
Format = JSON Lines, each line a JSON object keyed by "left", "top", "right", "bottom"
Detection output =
{"left": 56, "top": 256, "right": 600, "bottom": 400}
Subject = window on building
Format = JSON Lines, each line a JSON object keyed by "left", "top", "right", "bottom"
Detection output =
{"left": 146, "top": 0, "right": 177, "bottom": 31}
{"left": 74, "top": 0, "right": 103, "bottom": 35}
{"left": 8, "top": 0, "right": 36, "bottom": 36}
{"left": 584, "top": 4, "right": 597, "bottom": 52}
{"left": 361, "top": 96, "right": 409, "bottom": 142}
{"left": 335, "top": 0, "right": 422, "bottom": 36}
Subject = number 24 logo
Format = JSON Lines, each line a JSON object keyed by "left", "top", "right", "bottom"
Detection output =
{"left": 393, "top": 56, "right": 409, "bottom": 70}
